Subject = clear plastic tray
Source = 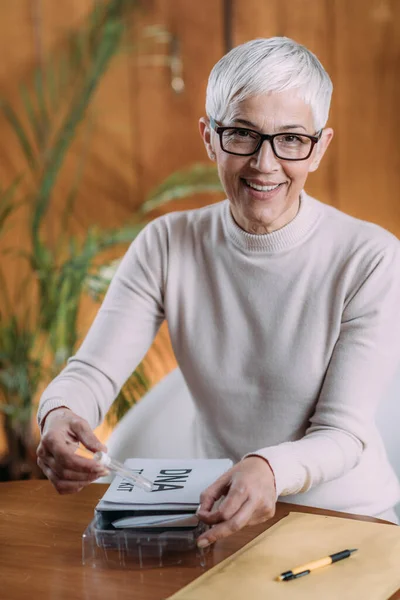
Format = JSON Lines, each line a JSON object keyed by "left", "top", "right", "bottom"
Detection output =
{"left": 82, "top": 513, "right": 211, "bottom": 569}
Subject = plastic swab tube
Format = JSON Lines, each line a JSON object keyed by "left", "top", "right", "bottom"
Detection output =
{"left": 93, "top": 451, "right": 155, "bottom": 492}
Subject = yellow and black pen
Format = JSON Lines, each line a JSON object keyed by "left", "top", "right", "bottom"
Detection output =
{"left": 277, "top": 548, "right": 358, "bottom": 581}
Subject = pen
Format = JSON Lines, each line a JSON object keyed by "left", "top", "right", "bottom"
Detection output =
{"left": 93, "top": 451, "right": 155, "bottom": 492}
{"left": 277, "top": 548, "right": 358, "bottom": 581}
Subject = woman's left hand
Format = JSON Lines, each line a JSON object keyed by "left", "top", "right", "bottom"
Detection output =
{"left": 196, "top": 456, "right": 276, "bottom": 548}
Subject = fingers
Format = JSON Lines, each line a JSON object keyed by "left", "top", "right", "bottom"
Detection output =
{"left": 198, "top": 477, "right": 247, "bottom": 525}
{"left": 37, "top": 449, "right": 104, "bottom": 478}
{"left": 198, "top": 472, "right": 230, "bottom": 513}
{"left": 198, "top": 498, "right": 255, "bottom": 547}
{"left": 37, "top": 447, "right": 107, "bottom": 494}
{"left": 37, "top": 410, "right": 107, "bottom": 494}
{"left": 198, "top": 496, "right": 275, "bottom": 548}
{"left": 39, "top": 413, "right": 104, "bottom": 467}
{"left": 70, "top": 418, "right": 107, "bottom": 454}
{"left": 39, "top": 437, "right": 101, "bottom": 473}
{"left": 38, "top": 439, "right": 94, "bottom": 474}
{"left": 37, "top": 457, "right": 102, "bottom": 494}
{"left": 196, "top": 458, "right": 277, "bottom": 548}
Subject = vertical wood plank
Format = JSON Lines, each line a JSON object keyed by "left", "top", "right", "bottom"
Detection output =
{"left": 0, "top": 0, "right": 38, "bottom": 186}
{"left": 232, "top": 0, "right": 281, "bottom": 43}
{"left": 131, "top": 0, "right": 226, "bottom": 209}
{"left": 333, "top": 0, "right": 400, "bottom": 235}
{"left": 0, "top": 1, "right": 36, "bottom": 87}
{"left": 0, "top": 1, "right": 37, "bottom": 311}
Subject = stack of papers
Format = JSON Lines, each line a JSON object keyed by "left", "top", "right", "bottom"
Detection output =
{"left": 95, "top": 458, "right": 233, "bottom": 530}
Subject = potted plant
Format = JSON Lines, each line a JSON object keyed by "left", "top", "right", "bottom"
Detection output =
{"left": 0, "top": 0, "right": 223, "bottom": 480}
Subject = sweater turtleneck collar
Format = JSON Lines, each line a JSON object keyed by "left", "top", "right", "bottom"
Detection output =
{"left": 224, "top": 191, "right": 321, "bottom": 253}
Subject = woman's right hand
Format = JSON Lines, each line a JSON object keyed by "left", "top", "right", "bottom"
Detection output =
{"left": 36, "top": 407, "right": 108, "bottom": 494}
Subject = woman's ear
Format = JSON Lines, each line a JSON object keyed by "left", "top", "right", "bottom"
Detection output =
{"left": 308, "top": 127, "right": 334, "bottom": 172}
{"left": 199, "top": 117, "right": 216, "bottom": 161}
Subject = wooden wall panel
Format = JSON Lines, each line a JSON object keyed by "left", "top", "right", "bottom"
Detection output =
{"left": 0, "top": 1, "right": 36, "bottom": 300}
{"left": 0, "top": 1, "right": 35, "bottom": 88}
{"left": 131, "top": 0, "right": 226, "bottom": 209}
{"left": 333, "top": 0, "right": 400, "bottom": 235}
{"left": 233, "top": 0, "right": 280, "bottom": 42}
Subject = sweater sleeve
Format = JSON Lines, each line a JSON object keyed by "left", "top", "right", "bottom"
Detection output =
{"left": 37, "top": 219, "right": 167, "bottom": 429}
{"left": 248, "top": 240, "right": 400, "bottom": 497}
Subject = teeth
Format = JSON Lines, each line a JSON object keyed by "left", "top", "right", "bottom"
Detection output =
{"left": 246, "top": 181, "right": 281, "bottom": 192}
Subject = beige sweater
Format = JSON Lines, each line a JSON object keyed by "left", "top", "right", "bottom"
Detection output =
{"left": 38, "top": 192, "right": 400, "bottom": 516}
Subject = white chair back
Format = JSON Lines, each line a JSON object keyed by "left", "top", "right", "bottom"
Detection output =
{"left": 105, "top": 366, "right": 400, "bottom": 518}
{"left": 376, "top": 366, "right": 400, "bottom": 517}
{"left": 105, "top": 368, "right": 197, "bottom": 463}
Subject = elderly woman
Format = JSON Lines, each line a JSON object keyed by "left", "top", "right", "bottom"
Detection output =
{"left": 37, "top": 37, "right": 400, "bottom": 546}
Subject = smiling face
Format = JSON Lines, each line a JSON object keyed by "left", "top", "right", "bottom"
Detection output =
{"left": 200, "top": 91, "right": 333, "bottom": 234}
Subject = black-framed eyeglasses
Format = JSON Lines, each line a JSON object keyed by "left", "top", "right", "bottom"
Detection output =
{"left": 209, "top": 116, "right": 322, "bottom": 161}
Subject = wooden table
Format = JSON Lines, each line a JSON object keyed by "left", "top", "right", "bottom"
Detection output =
{"left": 1, "top": 480, "right": 399, "bottom": 600}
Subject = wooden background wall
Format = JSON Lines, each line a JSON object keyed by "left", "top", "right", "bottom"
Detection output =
{"left": 0, "top": 0, "right": 399, "bottom": 447}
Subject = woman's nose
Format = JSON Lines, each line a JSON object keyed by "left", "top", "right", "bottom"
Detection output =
{"left": 251, "top": 139, "right": 280, "bottom": 172}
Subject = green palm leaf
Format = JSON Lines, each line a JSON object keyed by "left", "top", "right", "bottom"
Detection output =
{"left": 141, "top": 163, "right": 223, "bottom": 214}
{"left": 0, "top": 99, "right": 38, "bottom": 172}
{"left": 0, "top": 176, "right": 23, "bottom": 236}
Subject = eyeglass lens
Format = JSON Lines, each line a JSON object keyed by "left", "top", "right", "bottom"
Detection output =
{"left": 221, "top": 129, "right": 313, "bottom": 159}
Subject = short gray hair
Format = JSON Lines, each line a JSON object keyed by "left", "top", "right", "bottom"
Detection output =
{"left": 205, "top": 37, "right": 333, "bottom": 131}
